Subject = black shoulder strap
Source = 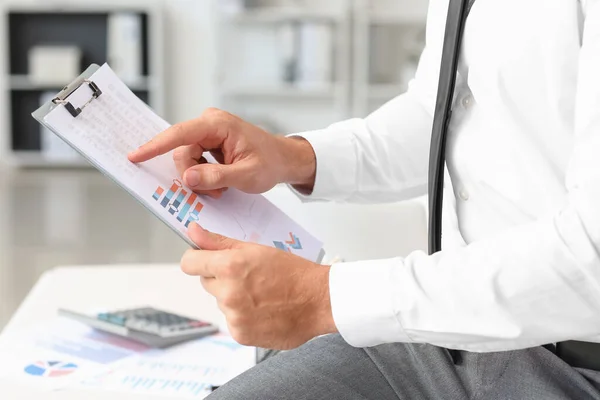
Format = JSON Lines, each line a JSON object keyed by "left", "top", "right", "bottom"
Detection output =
{"left": 428, "top": 0, "right": 473, "bottom": 254}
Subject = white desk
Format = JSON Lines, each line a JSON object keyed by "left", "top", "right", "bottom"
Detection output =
{"left": 0, "top": 265, "right": 228, "bottom": 400}
{"left": 0, "top": 189, "right": 427, "bottom": 399}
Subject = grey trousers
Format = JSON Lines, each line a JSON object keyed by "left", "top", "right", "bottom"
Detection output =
{"left": 208, "top": 334, "right": 600, "bottom": 399}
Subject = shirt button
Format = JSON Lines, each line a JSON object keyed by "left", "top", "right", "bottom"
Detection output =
{"left": 459, "top": 189, "right": 470, "bottom": 201}
{"left": 461, "top": 94, "right": 474, "bottom": 109}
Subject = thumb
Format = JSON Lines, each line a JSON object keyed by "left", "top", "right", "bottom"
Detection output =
{"left": 188, "top": 223, "right": 242, "bottom": 250}
{"left": 184, "top": 162, "right": 246, "bottom": 191}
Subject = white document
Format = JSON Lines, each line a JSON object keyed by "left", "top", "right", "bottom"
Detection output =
{"left": 0, "top": 318, "right": 254, "bottom": 397}
{"left": 37, "top": 64, "right": 323, "bottom": 261}
{"left": 0, "top": 317, "right": 146, "bottom": 391}
{"left": 77, "top": 334, "right": 255, "bottom": 398}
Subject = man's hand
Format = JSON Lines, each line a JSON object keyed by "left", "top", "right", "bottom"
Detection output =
{"left": 181, "top": 223, "right": 337, "bottom": 350}
{"left": 128, "top": 108, "right": 316, "bottom": 198}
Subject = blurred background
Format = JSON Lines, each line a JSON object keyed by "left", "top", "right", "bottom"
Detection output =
{"left": 0, "top": 0, "right": 429, "bottom": 329}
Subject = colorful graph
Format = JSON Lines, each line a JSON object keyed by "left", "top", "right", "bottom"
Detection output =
{"left": 24, "top": 361, "right": 78, "bottom": 378}
{"left": 152, "top": 181, "right": 204, "bottom": 228}
{"left": 274, "top": 233, "right": 302, "bottom": 253}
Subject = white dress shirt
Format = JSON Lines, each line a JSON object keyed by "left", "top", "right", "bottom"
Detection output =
{"left": 292, "top": 0, "right": 600, "bottom": 352}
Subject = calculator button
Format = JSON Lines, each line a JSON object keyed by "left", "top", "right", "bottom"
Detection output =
{"left": 167, "top": 323, "right": 187, "bottom": 331}
{"left": 111, "top": 316, "right": 127, "bottom": 326}
{"left": 160, "top": 327, "right": 176, "bottom": 335}
{"left": 144, "top": 323, "right": 161, "bottom": 334}
{"left": 97, "top": 313, "right": 127, "bottom": 326}
{"left": 128, "top": 320, "right": 152, "bottom": 330}
{"left": 97, "top": 313, "right": 110, "bottom": 321}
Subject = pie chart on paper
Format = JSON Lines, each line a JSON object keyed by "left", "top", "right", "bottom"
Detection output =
{"left": 24, "top": 361, "right": 79, "bottom": 378}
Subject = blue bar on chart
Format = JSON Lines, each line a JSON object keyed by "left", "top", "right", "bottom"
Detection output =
{"left": 273, "top": 241, "right": 290, "bottom": 252}
{"left": 177, "top": 193, "right": 198, "bottom": 222}
{"left": 160, "top": 181, "right": 182, "bottom": 208}
{"left": 169, "top": 189, "right": 188, "bottom": 215}
{"left": 185, "top": 202, "right": 204, "bottom": 228}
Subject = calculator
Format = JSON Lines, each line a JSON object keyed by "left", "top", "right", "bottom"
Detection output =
{"left": 58, "top": 307, "right": 219, "bottom": 348}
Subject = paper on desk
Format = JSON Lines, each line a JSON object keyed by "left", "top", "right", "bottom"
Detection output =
{"left": 76, "top": 334, "right": 255, "bottom": 399}
{"left": 0, "top": 317, "right": 149, "bottom": 391}
{"left": 39, "top": 63, "right": 323, "bottom": 262}
{"left": 0, "top": 317, "right": 255, "bottom": 397}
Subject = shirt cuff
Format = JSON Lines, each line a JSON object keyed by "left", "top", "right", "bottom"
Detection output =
{"left": 287, "top": 128, "right": 357, "bottom": 201}
{"left": 329, "top": 259, "right": 413, "bottom": 347}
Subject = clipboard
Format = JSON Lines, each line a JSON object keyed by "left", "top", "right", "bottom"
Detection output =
{"left": 32, "top": 64, "right": 200, "bottom": 249}
{"left": 31, "top": 63, "right": 325, "bottom": 263}
{"left": 33, "top": 64, "right": 101, "bottom": 123}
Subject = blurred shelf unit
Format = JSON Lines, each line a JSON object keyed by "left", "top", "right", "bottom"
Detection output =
{"left": 0, "top": 0, "right": 165, "bottom": 168}
{"left": 215, "top": 0, "right": 353, "bottom": 133}
{"left": 8, "top": 150, "right": 90, "bottom": 168}
{"left": 8, "top": 75, "right": 154, "bottom": 92}
{"left": 369, "top": 12, "right": 427, "bottom": 25}
{"left": 225, "top": 7, "right": 344, "bottom": 24}
{"left": 368, "top": 7, "right": 430, "bottom": 25}
{"left": 221, "top": 82, "right": 344, "bottom": 98}
{"left": 368, "top": 83, "right": 409, "bottom": 100}
{"left": 215, "top": 0, "right": 427, "bottom": 133}
{"left": 353, "top": 0, "right": 428, "bottom": 116}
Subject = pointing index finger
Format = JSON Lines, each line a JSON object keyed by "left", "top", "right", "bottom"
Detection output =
{"left": 128, "top": 119, "right": 210, "bottom": 163}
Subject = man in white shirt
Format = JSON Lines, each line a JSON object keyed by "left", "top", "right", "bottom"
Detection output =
{"left": 129, "top": 0, "right": 600, "bottom": 398}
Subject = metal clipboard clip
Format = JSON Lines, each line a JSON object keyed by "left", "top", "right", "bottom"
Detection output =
{"left": 52, "top": 79, "right": 103, "bottom": 118}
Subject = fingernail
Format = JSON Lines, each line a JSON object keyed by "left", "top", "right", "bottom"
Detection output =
{"left": 186, "top": 171, "right": 200, "bottom": 187}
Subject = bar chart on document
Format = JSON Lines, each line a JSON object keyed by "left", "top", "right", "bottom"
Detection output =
{"left": 152, "top": 181, "right": 203, "bottom": 228}
{"left": 147, "top": 164, "right": 311, "bottom": 256}
{"left": 151, "top": 178, "right": 270, "bottom": 244}
{"left": 38, "top": 64, "right": 323, "bottom": 261}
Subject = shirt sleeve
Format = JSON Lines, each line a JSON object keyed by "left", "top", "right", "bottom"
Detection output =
{"left": 291, "top": 91, "right": 432, "bottom": 203}
{"left": 289, "top": 0, "right": 451, "bottom": 204}
{"left": 330, "top": 2, "right": 600, "bottom": 352}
